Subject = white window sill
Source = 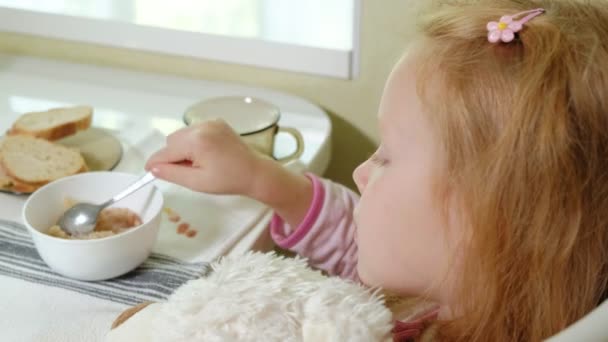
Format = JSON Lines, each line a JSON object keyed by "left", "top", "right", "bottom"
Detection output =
{"left": 0, "top": 6, "right": 359, "bottom": 79}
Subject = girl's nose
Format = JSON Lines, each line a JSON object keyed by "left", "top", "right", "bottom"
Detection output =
{"left": 353, "top": 160, "right": 370, "bottom": 193}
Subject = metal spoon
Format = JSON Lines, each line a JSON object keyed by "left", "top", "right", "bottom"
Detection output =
{"left": 57, "top": 172, "right": 156, "bottom": 235}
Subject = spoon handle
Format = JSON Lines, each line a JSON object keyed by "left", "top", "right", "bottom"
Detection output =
{"left": 101, "top": 172, "right": 156, "bottom": 209}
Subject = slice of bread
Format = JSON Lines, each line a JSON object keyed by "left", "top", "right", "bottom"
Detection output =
{"left": 8, "top": 105, "right": 93, "bottom": 141}
{"left": 0, "top": 135, "right": 87, "bottom": 185}
{"left": 0, "top": 162, "right": 13, "bottom": 189}
{"left": 0, "top": 138, "right": 40, "bottom": 193}
{"left": 0, "top": 162, "right": 39, "bottom": 193}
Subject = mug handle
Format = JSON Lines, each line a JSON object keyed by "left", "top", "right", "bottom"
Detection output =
{"left": 275, "top": 127, "right": 304, "bottom": 163}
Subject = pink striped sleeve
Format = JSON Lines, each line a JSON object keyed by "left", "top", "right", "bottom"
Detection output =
{"left": 270, "top": 174, "right": 360, "bottom": 281}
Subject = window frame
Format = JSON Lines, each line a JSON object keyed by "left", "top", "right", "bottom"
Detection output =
{"left": 0, "top": 3, "right": 361, "bottom": 79}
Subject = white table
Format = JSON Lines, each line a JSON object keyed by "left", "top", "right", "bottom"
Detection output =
{"left": 0, "top": 53, "right": 332, "bottom": 342}
{"left": 0, "top": 53, "right": 331, "bottom": 255}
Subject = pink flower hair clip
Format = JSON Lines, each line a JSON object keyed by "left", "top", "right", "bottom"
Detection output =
{"left": 487, "top": 8, "right": 545, "bottom": 43}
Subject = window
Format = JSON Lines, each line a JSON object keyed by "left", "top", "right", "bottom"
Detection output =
{"left": 0, "top": 0, "right": 360, "bottom": 78}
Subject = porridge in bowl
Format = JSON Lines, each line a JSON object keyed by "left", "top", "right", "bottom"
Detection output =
{"left": 48, "top": 208, "right": 142, "bottom": 239}
{"left": 47, "top": 198, "right": 142, "bottom": 240}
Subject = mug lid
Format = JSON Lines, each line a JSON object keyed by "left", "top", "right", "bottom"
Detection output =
{"left": 183, "top": 96, "right": 280, "bottom": 134}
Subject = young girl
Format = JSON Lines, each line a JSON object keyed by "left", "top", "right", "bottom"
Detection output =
{"left": 146, "top": 0, "right": 608, "bottom": 340}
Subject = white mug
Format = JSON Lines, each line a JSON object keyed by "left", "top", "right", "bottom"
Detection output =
{"left": 183, "top": 96, "right": 304, "bottom": 163}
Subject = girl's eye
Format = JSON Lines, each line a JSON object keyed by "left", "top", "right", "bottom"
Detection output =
{"left": 369, "top": 152, "right": 388, "bottom": 166}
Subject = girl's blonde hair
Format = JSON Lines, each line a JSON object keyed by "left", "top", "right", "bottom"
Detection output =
{"left": 416, "top": 0, "right": 608, "bottom": 340}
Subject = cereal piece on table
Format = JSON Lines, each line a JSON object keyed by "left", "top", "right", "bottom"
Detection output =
{"left": 177, "top": 222, "right": 189, "bottom": 234}
{"left": 186, "top": 229, "right": 197, "bottom": 238}
{"left": 163, "top": 207, "right": 181, "bottom": 222}
{"left": 168, "top": 213, "right": 181, "bottom": 223}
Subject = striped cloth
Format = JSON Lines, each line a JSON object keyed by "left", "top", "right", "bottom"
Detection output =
{"left": 0, "top": 219, "right": 209, "bottom": 306}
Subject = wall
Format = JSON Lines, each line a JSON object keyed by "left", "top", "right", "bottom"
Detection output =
{"left": 0, "top": 0, "right": 419, "bottom": 189}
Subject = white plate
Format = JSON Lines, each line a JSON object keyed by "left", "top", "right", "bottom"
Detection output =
{"left": 0, "top": 127, "right": 123, "bottom": 194}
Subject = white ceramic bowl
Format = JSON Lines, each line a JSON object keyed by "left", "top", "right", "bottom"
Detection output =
{"left": 22, "top": 171, "right": 163, "bottom": 281}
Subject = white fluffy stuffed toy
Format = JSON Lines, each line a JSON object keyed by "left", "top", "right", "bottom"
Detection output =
{"left": 106, "top": 252, "right": 393, "bottom": 342}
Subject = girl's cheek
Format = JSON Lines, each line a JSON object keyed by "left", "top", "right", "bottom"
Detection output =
{"left": 367, "top": 165, "right": 384, "bottom": 186}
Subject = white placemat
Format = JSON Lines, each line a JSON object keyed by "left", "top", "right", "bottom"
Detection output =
{"left": 0, "top": 128, "right": 271, "bottom": 341}
{"left": 0, "top": 220, "right": 209, "bottom": 342}
{"left": 114, "top": 128, "right": 271, "bottom": 262}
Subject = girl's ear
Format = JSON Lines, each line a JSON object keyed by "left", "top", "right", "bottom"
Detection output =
{"left": 111, "top": 301, "right": 155, "bottom": 330}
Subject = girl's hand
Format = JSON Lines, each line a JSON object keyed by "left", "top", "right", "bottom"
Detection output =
{"left": 145, "top": 119, "right": 265, "bottom": 197}
{"left": 146, "top": 119, "right": 314, "bottom": 228}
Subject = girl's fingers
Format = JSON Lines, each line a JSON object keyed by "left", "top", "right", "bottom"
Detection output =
{"left": 145, "top": 144, "right": 192, "bottom": 171}
{"left": 149, "top": 163, "right": 202, "bottom": 190}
